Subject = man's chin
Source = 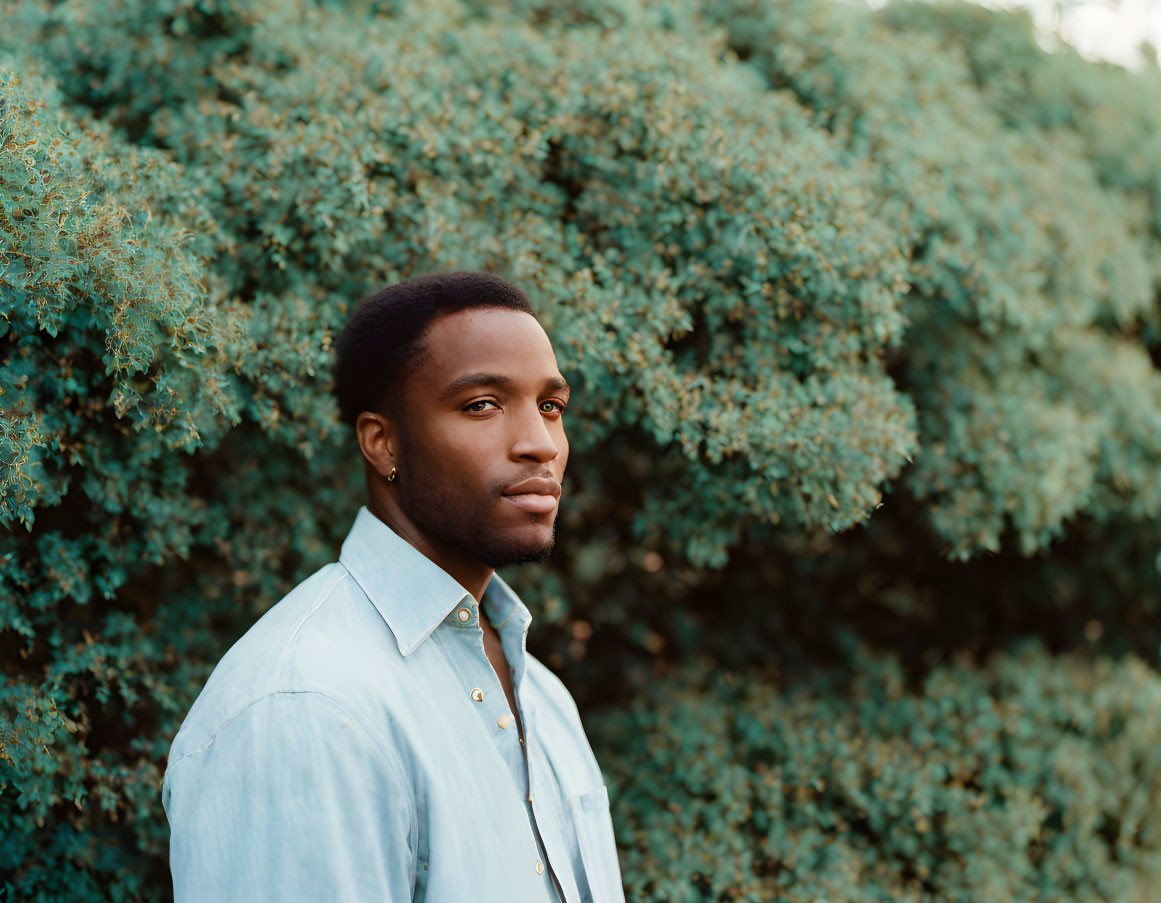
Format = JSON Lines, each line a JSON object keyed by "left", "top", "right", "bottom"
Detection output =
{"left": 474, "top": 527, "right": 556, "bottom": 568}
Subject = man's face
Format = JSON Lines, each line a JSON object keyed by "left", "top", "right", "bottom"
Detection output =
{"left": 392, "top": 307, "right": 570, "bottom": 568}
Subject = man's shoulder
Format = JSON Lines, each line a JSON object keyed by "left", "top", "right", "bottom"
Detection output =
{"left": 165, "top": 560, "right": 396, "bottom": 767}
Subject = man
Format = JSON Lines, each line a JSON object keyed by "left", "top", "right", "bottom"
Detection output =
{"left": 161, "top": 271, "right": 626, "bottom": 902}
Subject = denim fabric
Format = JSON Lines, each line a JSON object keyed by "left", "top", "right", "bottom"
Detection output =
{"left": 162, "top": 505, "right": 625, "bottom": 903}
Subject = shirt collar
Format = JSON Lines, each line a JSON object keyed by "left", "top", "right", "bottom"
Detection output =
{"left": 337, "top": 505, "right": 532, "bottom": 656}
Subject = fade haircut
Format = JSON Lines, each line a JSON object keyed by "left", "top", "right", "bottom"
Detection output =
{"left": 333, "top": 270, "right": 536, "bottom": 430}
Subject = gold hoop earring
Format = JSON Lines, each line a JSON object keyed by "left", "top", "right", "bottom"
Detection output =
{"left": 386, "top": 467, "right": 397, "bottom": 483}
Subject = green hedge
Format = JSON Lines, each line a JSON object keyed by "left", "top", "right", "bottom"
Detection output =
{"left": 1, "top": 0, "right": 1160, "bottom": 899}
{"left": 592, "top": 639, "right": 1161, "bottom": 902}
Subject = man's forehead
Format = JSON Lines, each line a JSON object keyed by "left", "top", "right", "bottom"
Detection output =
{"left": 414, "top": 308, "right": 564, "bottom": 392}
{"left": 424, "top": 307, "right": 551, "bottom": 354}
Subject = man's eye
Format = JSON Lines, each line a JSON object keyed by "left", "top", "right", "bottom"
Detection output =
{"left": 540, "top": 400, "right": 567, "bottom": 414}
{"left": 465, "top": 400, "right": 498, "bottom": 413}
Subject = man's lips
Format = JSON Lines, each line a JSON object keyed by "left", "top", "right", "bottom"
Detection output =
{"left": 501, "top": 477, "right": 561, "bottom": 515}
{"left": 501, "top": 477, "right": 561, "bottom": 499}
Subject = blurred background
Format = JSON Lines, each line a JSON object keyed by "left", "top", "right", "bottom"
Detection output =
{"left": 960, "top": 0, "right": 1161, "bottom": 69}
{"left": 2, "top": 0, "right": 1160, "bottom": 900}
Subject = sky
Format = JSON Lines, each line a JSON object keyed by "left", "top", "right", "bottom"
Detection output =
{"left": 866, "top": 0, "right": 1161, "bottom": 70}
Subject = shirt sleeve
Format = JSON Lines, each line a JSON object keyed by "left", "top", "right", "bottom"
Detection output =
{"left": 162, "top": 690, "right": 417, "bottom": 902}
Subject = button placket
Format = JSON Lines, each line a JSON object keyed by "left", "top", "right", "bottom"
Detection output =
{"left": 447, "top": 600, "right": 507, "bottom": 721}
{"left": 440, "top": 608, "right": 515, "bottom": 743}
{"left": 447, "top": 603, "right": 526, "bottom": 766}
{"left": 525, "top": 705, "right": 583, "bottom": 903}
{"left": 444, "top": 597, "right": 568, "bottom": 898}
{"left": 491, "top": 610, "right": 566, "bottom": 898}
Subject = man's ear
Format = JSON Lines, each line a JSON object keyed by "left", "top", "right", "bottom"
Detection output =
{"left": 355, "top": 411, "right": 398, "bottom": 481}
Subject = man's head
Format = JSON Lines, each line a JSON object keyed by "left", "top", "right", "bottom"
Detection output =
{"left": 333, "top": 271, "right": 569, "bottom": 569}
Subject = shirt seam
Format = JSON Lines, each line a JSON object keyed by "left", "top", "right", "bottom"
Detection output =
{"left": 269, "top": 565, "right": 352, "bottom": 684}
{"left": 165, "top": 689, "right": 399, "bottom": 775}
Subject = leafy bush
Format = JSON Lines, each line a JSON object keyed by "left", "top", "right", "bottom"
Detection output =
{"left": 591, "top": 640, "right": 1161, "bottom": 903}
{"left": 0, "top": 58, "right": 248, "bottom": 899}
{"left": 1, "top": 0, "right": 1160, "bottom": 899}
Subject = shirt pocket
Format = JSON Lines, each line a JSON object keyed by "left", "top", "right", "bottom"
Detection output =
{"left": 566, "top": 784, "right": 626, "bottom": 903}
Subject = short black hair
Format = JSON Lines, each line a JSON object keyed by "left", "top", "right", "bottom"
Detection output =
{"left": 333, "top": 270, "right": 536, "bottom": 429}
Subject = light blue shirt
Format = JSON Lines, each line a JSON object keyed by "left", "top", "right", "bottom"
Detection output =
{"left": 162, "top": 505, "right": 625, "bottom": 903}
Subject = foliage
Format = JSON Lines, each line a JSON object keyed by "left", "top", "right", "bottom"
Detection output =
{"left": 701, "top": 0, "right": 1161, "bottom": 558}
{"left": 0, "top": 0, "right": 1159, "bottom": 899}
{"left": 0, "top": 57, "right": 254, "bottom": 898}
{"left": 591, "top": 640, "right": 1161, "bottom": 903}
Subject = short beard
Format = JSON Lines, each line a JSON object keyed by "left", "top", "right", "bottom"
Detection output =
{"left": 395, "top": 444, "right": 556, "bottom": 569}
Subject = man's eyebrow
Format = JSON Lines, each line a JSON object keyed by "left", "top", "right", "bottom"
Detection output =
{"left": 438, "top": 372, "right": 570, "bottom": 399}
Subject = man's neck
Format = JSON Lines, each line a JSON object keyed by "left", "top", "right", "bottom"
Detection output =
{"left": 366, "top": 499, "right": 493, "bottom": 604}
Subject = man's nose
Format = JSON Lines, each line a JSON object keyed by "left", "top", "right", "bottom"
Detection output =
{"left": 510, "top": 402, "right": 561, "bottom": 461}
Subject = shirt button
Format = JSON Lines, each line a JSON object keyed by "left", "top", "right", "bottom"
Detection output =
{"left": 534, "top": 859, "right": 544, "bottom": 875}
{"left": 470, "top": 688, "right": 483, "bottom": 702}
{"left": 456, "top": 608, "right": 471, "bottom": 623}
{"left": 497, "top": 713, "right": 514, "bottom": 729}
